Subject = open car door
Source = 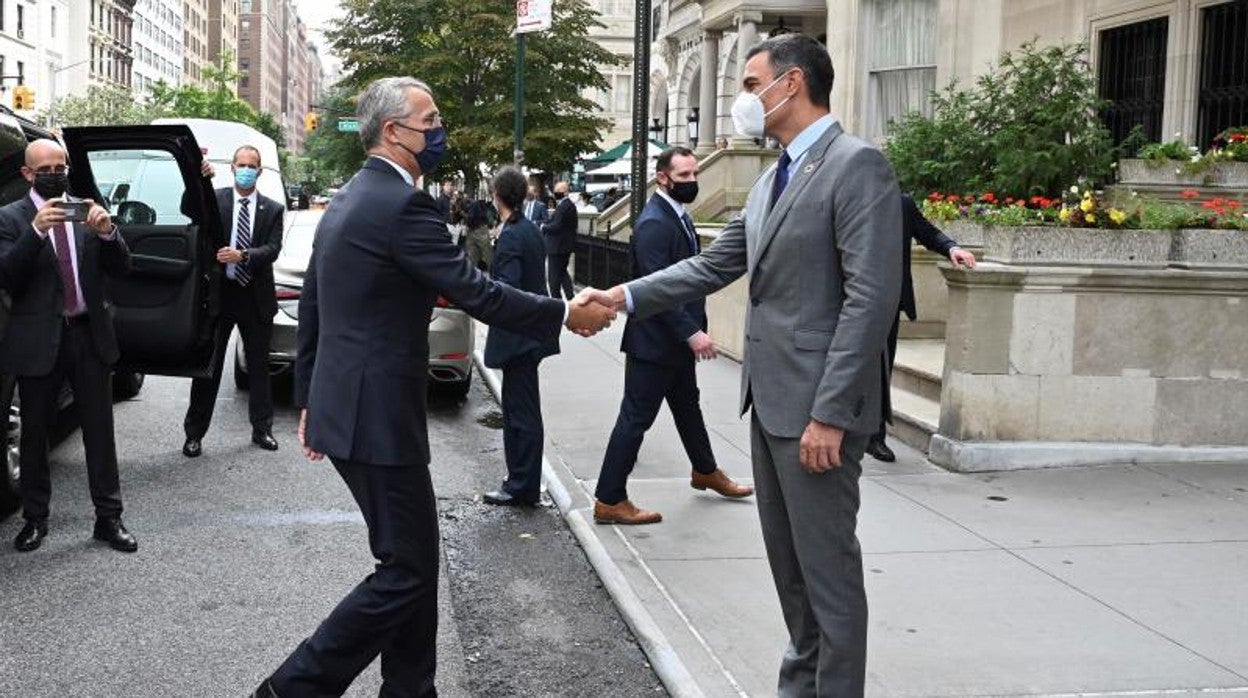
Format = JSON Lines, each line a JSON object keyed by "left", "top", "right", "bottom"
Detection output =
{"left": 62, "top": 125, "right": 224, "bottom": 378}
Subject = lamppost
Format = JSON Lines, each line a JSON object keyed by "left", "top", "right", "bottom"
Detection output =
{"left": 687, "top": 107, "right": 700, "bottom": 148}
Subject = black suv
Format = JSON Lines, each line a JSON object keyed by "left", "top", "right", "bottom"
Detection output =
{"left": 1, "top": 109, "right": 228, "bottom": 514}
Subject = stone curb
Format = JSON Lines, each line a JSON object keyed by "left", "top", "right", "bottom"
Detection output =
{"left": 472, "top": 350, "right": 706, "bottom": 698}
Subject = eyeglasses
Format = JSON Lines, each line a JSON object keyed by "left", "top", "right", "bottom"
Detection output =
{"left": 32, "top": 165, "right": 70, "bottom": 175}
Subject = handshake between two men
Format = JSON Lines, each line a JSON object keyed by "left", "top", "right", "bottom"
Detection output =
{"left": 563, "top": 286, "right": 628, "bottom": 337}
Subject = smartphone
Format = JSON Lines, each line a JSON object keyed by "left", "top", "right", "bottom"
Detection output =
{"left": 56, "top": 199, "right": 90, "bottom": 223}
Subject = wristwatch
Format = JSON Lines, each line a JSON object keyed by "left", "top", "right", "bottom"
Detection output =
{"left": 240, "top": 249, "right": 250, "bottom": 265}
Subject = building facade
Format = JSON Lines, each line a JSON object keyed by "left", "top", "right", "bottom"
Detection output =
{"left": 62, "top": 0, "right": 137, "bottom": 96}
{"left": 648, "top": 0, "right": 1248, "bottom": 154}
{"left": 0, "top": 0, "right": 70, "bottom": 118}
{"left": 181, "top": 0, "right": 209, "bottom": 85}
{"left": 282, "top": 13, "right": 309, "bottom": 154}
{"left": 206, "top": 0, "right": 238, "bottom": 70}
{"left": 132, "top": 0, "right": 182, "bottom": 94}
{"left": 584, "top": 0, "right": 637, "bottom": 149}
{"left": 237, "top": 0, "right": 284, "bottom": 124}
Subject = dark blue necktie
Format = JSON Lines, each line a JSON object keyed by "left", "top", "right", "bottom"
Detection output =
{"left": 680, "top": 212, "right": 698, "bottom": 251}
{"left": 771, "top": 150, "right": 792, "bottom": 208}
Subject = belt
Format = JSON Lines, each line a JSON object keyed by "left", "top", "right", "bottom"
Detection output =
{"left": 63, "top": 314, "right": 90, "bottom": 327}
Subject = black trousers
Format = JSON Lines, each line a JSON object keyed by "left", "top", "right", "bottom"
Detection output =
{"left": 596, "top": 355, "right": 716, "bottom": 505}
{"left": 546, "top": 252, "right": 574, "bottom": 300}
{"left": 271, "top": 459, "right": 440, "bottom": 697}
{"left": 184, "top": 281, "right": 273, "bottom": 439}
{"left": 19, "top": 319, "right": 123, "bottom": 523}
{"left": 875, "top": 312, "right": 901, "bottom": 440}
{"left": 501, "top": 360, "right": 544, "bottom": 501}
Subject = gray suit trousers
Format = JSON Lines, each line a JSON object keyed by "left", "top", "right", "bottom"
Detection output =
{"left": 751, "top": 412, "right": 869, "bottom": 697}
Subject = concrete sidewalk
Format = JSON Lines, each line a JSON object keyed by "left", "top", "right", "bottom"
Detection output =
{"left": 475, "top": 322, "right": 1248, "bottom": 697}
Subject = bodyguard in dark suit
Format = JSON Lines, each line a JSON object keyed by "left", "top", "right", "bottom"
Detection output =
{"left": 182, "top": 146, "right": 284, "bottom": 458}
{"left": 0, "top": 139, "right": 136, "bottom": 553}
{"left": 593, "top": 147, "right": 753, "bottom": 526}
{"left": 482, "top": 168, "right": 560, "bottom": 507}
{"left": 522, "top": 184, "right": 550, "bottom": 226}
{"left": 540, "top": 180, "right": 577, "bottom": 299}
{"left": 866, "top": 193, "right": 976, "bottom": 462}
{"left": 255, "top": 77, "right": 616, "bottom": 698}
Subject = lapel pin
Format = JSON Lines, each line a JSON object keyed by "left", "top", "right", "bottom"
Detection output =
{"left": 803, "top": 163, "right": 816, "bottom": 174}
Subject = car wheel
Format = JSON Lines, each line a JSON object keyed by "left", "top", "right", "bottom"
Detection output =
{"left": 1, "top": 395, "right": 21, "bottom": 515}
{"left": 234, "top": 348, "right": 249, "bottom": 391}
{"left": 112, "top": 371, "right": 145, "bottom": 400}
{"left": 446, "top": 371, "right": 472, "bottom": 401}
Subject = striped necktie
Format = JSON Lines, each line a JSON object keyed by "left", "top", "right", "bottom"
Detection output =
{"left": 234, "top": 198, "right": 252, "bottom": 286}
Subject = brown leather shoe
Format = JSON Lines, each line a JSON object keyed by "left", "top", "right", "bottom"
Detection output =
{"left": 593, "top": 499, "right": 662, "bottom": 525}
{"left": 691, "top": 468, "right": 754, "bottom": 498}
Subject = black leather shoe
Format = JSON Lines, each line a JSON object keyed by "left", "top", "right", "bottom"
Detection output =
{"left": 252, "top": 431, "right": 279, "bottom": 451}
{"left": 93, "top": 518, "right": 138, "bottom": 553}
{"left": 14, "top": 521, "right": 47, "bottom": 552}
{"left": 483, "top": 489, "right": 538, "bottom": 507}
{"left": 183, "top": 438, "right": 202, "bottom": 458}
{"left": 866, "top": 437, "right": 896, "bottom": 463}
{"left": 250, "top": 678, "right": 280, "bottom": 698}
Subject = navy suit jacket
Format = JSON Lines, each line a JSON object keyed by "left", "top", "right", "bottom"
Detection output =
{"left": 540, "top": 197, "right": 577, "bottom": 254}
{"left": 215, "top": 187, "right": 284, "bottom": 316}
{"left": 521, "top": 199, "right": 549, "bottom": 227}
{"left": 620, "top": 195, "right": 705, "bottom": 366}
{"left": 0, "top": 194, "right": 131, "bottom": 376}
{"left": 295, "top": 157, "right": 565, "bottom": 466}
{"left": 900, "top": 193, "right": 957, "bottom": 320}
{"left": 484, "top": 216, "right": 560, "bottom": 369}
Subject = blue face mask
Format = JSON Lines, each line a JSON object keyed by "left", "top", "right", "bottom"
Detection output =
{"left": 393, "top": 121, "right": 449, "bottom": 176}
{"left": 234, "top": 166, "right": 259, "bottom": 189}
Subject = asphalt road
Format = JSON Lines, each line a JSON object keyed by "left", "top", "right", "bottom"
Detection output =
{"left": 0, "top": 354, "right": 663, "bottom": 697}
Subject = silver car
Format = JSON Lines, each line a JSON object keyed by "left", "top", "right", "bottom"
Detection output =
{"left": 234, "top": 208, "right": 476, "bottom": 398}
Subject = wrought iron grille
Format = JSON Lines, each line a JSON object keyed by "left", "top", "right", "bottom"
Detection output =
{"left": 1098, "top": 17, "right": 1169, "bottom": 147}
{"left": 573, "top": 234, "right": 633, "bottom": 290}
{"left": 1197, "top": 0, "right": 1248, "bottom": 148}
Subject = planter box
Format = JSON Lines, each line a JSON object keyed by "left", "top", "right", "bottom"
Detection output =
{"left": 940, "top": 219, "right": 986, "bottom": 248}
{"left": 983, "top": 225, "right": 1248, "bottom": 269}
{"left": 1118, "top": 158, "right": 1248, "bottom": 188}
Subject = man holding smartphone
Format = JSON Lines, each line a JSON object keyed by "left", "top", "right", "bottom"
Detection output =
{"left": 0, "top": 139, "right": 136, "bottom": 553}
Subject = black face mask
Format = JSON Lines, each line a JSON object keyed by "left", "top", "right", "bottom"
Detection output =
{"left": 554, "top": 191, "right": 566, "bottom": 200}
{"left": 667, "top": 180, "right": 699, "bottom": 205}
{"left": 33, "top": 172, "right": 69, "bottom": 199}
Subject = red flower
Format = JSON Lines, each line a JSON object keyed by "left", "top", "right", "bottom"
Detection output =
{"left": 1231, "top": 133, "right": 1246, "bottom": 143}
{"left": 981, "top": 192, "right": 997, "bottom": 204}
{"left": 1005, "top": 197, "right": 1015, "bottom": 205}
{"left": 1180, "top": 189, "right": 1200, "bottom": 200}
{"left": 1228, "top": 201, "right": 1243, "bottom": 210}
{"left": 947, "top": 194, "right": 960, "bottom": 203}
{"left": 927, "top": 192, "right": 944, "bottom": 201}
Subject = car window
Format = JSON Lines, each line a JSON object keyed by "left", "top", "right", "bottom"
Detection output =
{"left": 87, "top": 149, "right": 191, "bottom": 226}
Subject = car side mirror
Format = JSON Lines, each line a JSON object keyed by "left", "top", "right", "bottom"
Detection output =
{"left": 116, "top": 200, "right": 156, "bottom": 226}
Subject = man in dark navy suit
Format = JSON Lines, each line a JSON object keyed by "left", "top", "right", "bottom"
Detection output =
{"left": 254, "top": 77, "right": 616, "bottom": 698}
{"left": 482, "top": 167, "right": 560, "bottom": 507}
{"left": 182, "top": 145, "right": 284, "bottom": 458}
{"left": 540, "top": 180, "right": 577, "bottom": 299}
{"left": 592, "top": 147, "right": 753, "bottom": 526}
{"left": 522, "top": 183, "right": 550, "bottom": 226}
{"left": 0, "top": 139, "right": 136, "bottom": 553}
{"left": 867, "top": 193, "right": 977, "bottom": 462}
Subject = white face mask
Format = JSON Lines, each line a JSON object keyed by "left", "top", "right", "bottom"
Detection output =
{"left": 731, "top": 71, "right": 794, "bottom": 139}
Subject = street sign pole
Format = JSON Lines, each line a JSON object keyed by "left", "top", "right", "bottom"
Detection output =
{"left": 630, "top": 0, "right": 652, "bottom": 226}
{"left": 514, "top": 32, "right": 525, "bottom": 166}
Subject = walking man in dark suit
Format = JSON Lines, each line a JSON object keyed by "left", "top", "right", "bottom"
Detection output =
{"left": 253, "top": 77, "right": 616, "bottom": 698}
{"left": 541, "top": 180, "right": 577, "bottom": 299}
{"left": 182, "top": 145, "right": 284, "bottom": 458}
{"left": 867, "top": 193, "right": 976, "bottom": 462}
{"left": 584, "top": 35, "right": 904, "bottom": 694}
{"left": 482, "top": 167, "right": 560, "bottom": 507}
{"left": 523, "top": 183, "right": 550, "bottom": 226}
{"left": 594, "top": 147, "right": 753, "bottom": 525}
{"left": 0, "top": 139, "right": 137, "bottom": 553}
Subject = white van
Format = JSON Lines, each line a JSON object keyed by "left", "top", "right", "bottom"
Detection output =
{"left": 151, "top": 118, "right": 288, "bottom": 209}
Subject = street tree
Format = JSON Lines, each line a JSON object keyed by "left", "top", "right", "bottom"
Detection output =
{"left": 300, "top": 87, "right": 367, "bottom": 192}
{"left": 42, "top": 84, "right": 166, "bottom": 127}
{"left": 327, "top": 0, "right": 623, "bottom": 190}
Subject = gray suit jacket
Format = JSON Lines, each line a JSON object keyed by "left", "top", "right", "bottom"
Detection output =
{"left": 627, "top": 121, "right": 903, "bottom": 438}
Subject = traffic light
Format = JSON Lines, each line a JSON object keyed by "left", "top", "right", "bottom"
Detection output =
{"left": 304, "top": 112, "right": 319, "bottom": 133}
{"left": 12, "top": 86, "right": 33, "bottom": 111}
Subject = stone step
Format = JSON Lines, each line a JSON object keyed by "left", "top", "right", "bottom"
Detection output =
{"left": 893, "top": 361, "right": 942, "bottom": 403}
{"left": 887, "top": 388, "right": 940, "bottom": 454}
{"left": 893, "top": 338, "right": 944, "bottom": 403}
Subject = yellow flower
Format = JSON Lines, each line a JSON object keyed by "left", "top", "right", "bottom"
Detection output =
{"left": 1080, "top": 198, "right": 1095, "bottom": 213}
{"left": 1059, "top": 207, "right": 1072, "bottom": 223}
{"left": 1109, "top": 209, "right": 1127, "bottom": 225}
{"left": 1085, "top": 213, "right": 1096, "bottom": 224}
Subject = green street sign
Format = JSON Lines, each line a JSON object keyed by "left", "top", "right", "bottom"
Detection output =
{"left": 337, "top": 118, "right": 360, "bottom": 133}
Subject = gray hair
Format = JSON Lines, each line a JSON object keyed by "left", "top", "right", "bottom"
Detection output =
{"left": 358, "top": 76, "right": 433, "bottom": 149}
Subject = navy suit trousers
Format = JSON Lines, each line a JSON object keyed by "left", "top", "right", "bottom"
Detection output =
{"left": 596, "top": 356, "right": 717, "bottom": 505}
{"left": 501, "top": 360, "right": 544, "bottom": 501}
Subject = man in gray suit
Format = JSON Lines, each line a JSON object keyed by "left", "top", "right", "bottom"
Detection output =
{"left": 584, "top": 34, "right": 902, "bottom": 696}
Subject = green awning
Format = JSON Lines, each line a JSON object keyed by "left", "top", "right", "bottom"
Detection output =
{"left": 585, "top": 137, "right": 670, "bottom": 165}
